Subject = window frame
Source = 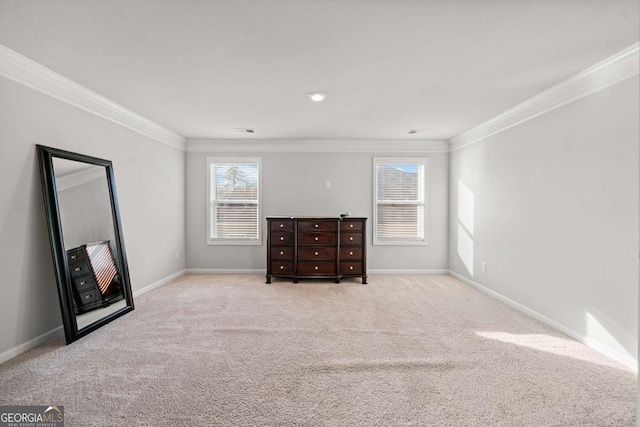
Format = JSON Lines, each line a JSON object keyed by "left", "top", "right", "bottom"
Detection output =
{"left": 206, "top": 157, "right": 262, "bottom": 246}
{"left": 373, "top": 157, "right": 429, "bottom": 246}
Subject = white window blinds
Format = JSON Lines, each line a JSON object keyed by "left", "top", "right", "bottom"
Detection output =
{"left": 374, "top": 158, "right": 427, "bottom": 245}
{"left": 207, "top": 158, "right": 261, "bottom": 244}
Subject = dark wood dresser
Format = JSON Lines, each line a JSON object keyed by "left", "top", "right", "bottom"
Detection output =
{"left": 67, "top": 241, "right": 123, "bottom": 314}
{"left": 266, "top": 217, "right": 367, "bottom": 284}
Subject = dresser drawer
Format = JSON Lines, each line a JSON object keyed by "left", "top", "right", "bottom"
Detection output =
{"left": 298, "top": 232, "right": 336, "bottom": 245}
{"left": 271, "top": 232, "right": 294, "bottom": 245}
{"left": 67, "top": 248, "right": 86, "bottom": 263}
{"left": 271, "top": 261, "right": 293, "bottom": 274}
{"left": 271, "top": 247, "right": 293, "bottom": 260}
{"left": 72, "top": 275, "right": 97, "bottom": 293}
{"left": 340, "top": 247, "right": 362, "bottom": 260}
{"left": 341, "top": 220, "right": 363, "bottom": 231}
{"left": 298, "top": 261, "right": 336, "bottom": 275}
{"left": 298, "top": 247, "right": 336, "bottom": 261}
{"left": 298, "top": 220, "right": 337, "bottom": 232}
{"left": 270, "top": 220, "right": 293, "bottom": 231}
{"left": 69, "top": 260, "right": 92, "bottom": 279}
{"left": 78, "top": 289, "right": 101, "bottom": 305}
{"left": 340, "top": 232, "right": 362, "bottom": 245}
{"left": 340, "top": 262, "right": 362, "bottom": 275}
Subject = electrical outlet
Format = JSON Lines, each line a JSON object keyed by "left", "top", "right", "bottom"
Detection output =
{"left": 325, "top": 180, "right": 331, "bottom": 189}
{"left": 174, "top": 251, "right": 180, "bottom": 261}
{"left": 480, "top": 262, "right": 486, "bottom": 272}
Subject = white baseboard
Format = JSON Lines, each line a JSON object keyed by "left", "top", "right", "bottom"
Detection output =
{"left": 186, "top": 268, "right": 264, "bottom": 274}
{"left": 448, "top": 270, "right": 638, "bottom": 372}
{"left": 133, "top": 269, "right": 186, "bottom": 298}
{"left": 0, "top": 326, "right": 64, "bottom": 366}
{"left": 0, "top": 269, "right": 187, "bottom": 366}
{"left": 369, "top": 269, "right": 449, "bottom": 275}
{"left": 185, "top": 269, "right": 450, "bottom": 275}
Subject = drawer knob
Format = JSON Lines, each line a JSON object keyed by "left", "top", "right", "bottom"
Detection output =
{"left": 280, "top": 224, "right": 284, "bottom": 228}
{"left": 280, "top": 237, "right": 284, "bottom": 241}
{"left": 71, "top": 255, "right": 77, "bottom": 260}
{"left": 280, "top": 265, "right": 284, "bottom": 270}
{"left": 315, "top": 237, "right": 319, "bottom": 241}
{"left": 80, "top": 281, "right": 85, "bottom": 285}
{"left": 350, "top": 224, "right": 353, "bottom": 228}
{"left": 349, "top": 237, "right": 354, "bottom": 241}
{"left": 315, "top": 224, "right": 319, "bottom": 228}
{"left": 314, "top": 251, "right": 319, "bottom": 256}
{"left": 349, "top": 251, "right": 354, "bottom": 255}
{"left": 280, "top": 251, "right": 284, "bottom": 255}
{"left": 314, "top": 266, "right": 319, "bottom": 270}
{"left": 75, "top": 267, "right": 81, "bottom": 272}
{"left": 85, "top": 294, "right": 91, "bottom": 299}
{"left": 350, "top": 266, "right": 354, "bottom": 270}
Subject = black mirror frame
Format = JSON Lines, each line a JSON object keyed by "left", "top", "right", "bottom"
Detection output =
{"left": 37, "top": 145, "right": 134, "bottom": 344}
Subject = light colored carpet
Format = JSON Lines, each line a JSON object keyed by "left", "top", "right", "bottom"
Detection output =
{"left": 0, "top": 274, "right": 636, "bottom": 426}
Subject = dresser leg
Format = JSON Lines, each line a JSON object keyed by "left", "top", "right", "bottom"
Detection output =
{"left": 335, "top": 278, "right": 340, "bottom": 284}
{"left": 362, "top": 276, "right": 368, "bottom": 285}
{"left": 266, "top": 276, "right": 271, "bottom": 284}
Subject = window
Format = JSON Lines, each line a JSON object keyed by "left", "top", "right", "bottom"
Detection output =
{"left": 373, "top": 157, "right": 427, "bottom": 245}
{"left": 207, "top": 157, "right": 261, "bottom": 245}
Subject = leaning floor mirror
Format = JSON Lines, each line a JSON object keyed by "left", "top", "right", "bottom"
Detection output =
{"left": 37, "top": 145, "right": 134, "bottom": 344}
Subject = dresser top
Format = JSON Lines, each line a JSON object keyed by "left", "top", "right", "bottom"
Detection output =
{"left": 266, "top": 216, "right": 367, "bottom": 220}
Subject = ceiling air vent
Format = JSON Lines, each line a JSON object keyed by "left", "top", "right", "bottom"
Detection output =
{"left": 234, "top": 128, "right": 255, "bottom": 134}
{"left": 408, "top": 129, "right": 429, "bottom": 135}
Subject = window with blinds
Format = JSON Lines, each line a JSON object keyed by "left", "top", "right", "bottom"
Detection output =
{"left": 207, "top": 157, "right": 262, "bottom": 245}
{"left": 373, "top": 158, "right": 427, "bottom": 245}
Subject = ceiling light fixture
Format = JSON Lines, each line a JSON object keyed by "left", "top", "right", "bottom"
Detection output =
{"left": 308, "top": 92, "right": 327, "bottom": 102}
{"left": 408, "top": 129, "right": 429, "bottom": 134}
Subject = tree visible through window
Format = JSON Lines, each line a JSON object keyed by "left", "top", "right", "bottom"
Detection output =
{"left": 207, "top": 158, "right": 261, "bottom": 244}
{"left": 374, "top": 158, "right": 427, "bottom": 245}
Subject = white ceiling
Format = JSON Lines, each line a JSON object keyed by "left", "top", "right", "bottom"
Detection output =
{"left": 0, "top": 0, "right": 638, "bottom": 141}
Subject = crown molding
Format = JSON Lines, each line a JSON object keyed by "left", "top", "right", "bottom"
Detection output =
{"left": 0, "top": 44, "right": 186, "bottom": 151}
{"left": 186, "top": 139, "right": 450, "bottom": 154}
{"left": 449, "top": 42, "right": 640, "bottom": 152}
{"left": 55, "top": 166, "right": 105, "bottom": 191}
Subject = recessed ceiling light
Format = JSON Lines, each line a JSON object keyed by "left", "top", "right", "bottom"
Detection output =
{"left": 408, "top": 129, "right": 429, "bottom": 134}
{"left": 308, "top": 92, "right": 327, "bottom": 102}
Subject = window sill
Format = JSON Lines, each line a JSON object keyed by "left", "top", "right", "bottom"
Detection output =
{"left": 373, "top": 240, "right": 428, "bottom": 246}
{"left": 207, "top": 240, "right": 262, "bottom": 246}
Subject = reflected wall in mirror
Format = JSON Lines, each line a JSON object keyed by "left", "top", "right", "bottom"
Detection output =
{"left": 37, "top": 145, "right": 134, "bottom": 344}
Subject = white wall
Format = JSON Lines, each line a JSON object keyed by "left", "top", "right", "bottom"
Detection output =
{"left": 0, "top": 77, "right": 186, "bottom": 358}
{"left": 448, "top": 76, "right": 639, "bottom": 367}
{"left": 57, "top": 172, "right": 115, "bottom": 251}
{"left": 186, "top": 150, "right": 449, "bottom": 272}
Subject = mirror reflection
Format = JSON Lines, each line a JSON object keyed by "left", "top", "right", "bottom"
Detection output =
{"left": 52, "top": 158, "right": 126, "bottom": 330}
